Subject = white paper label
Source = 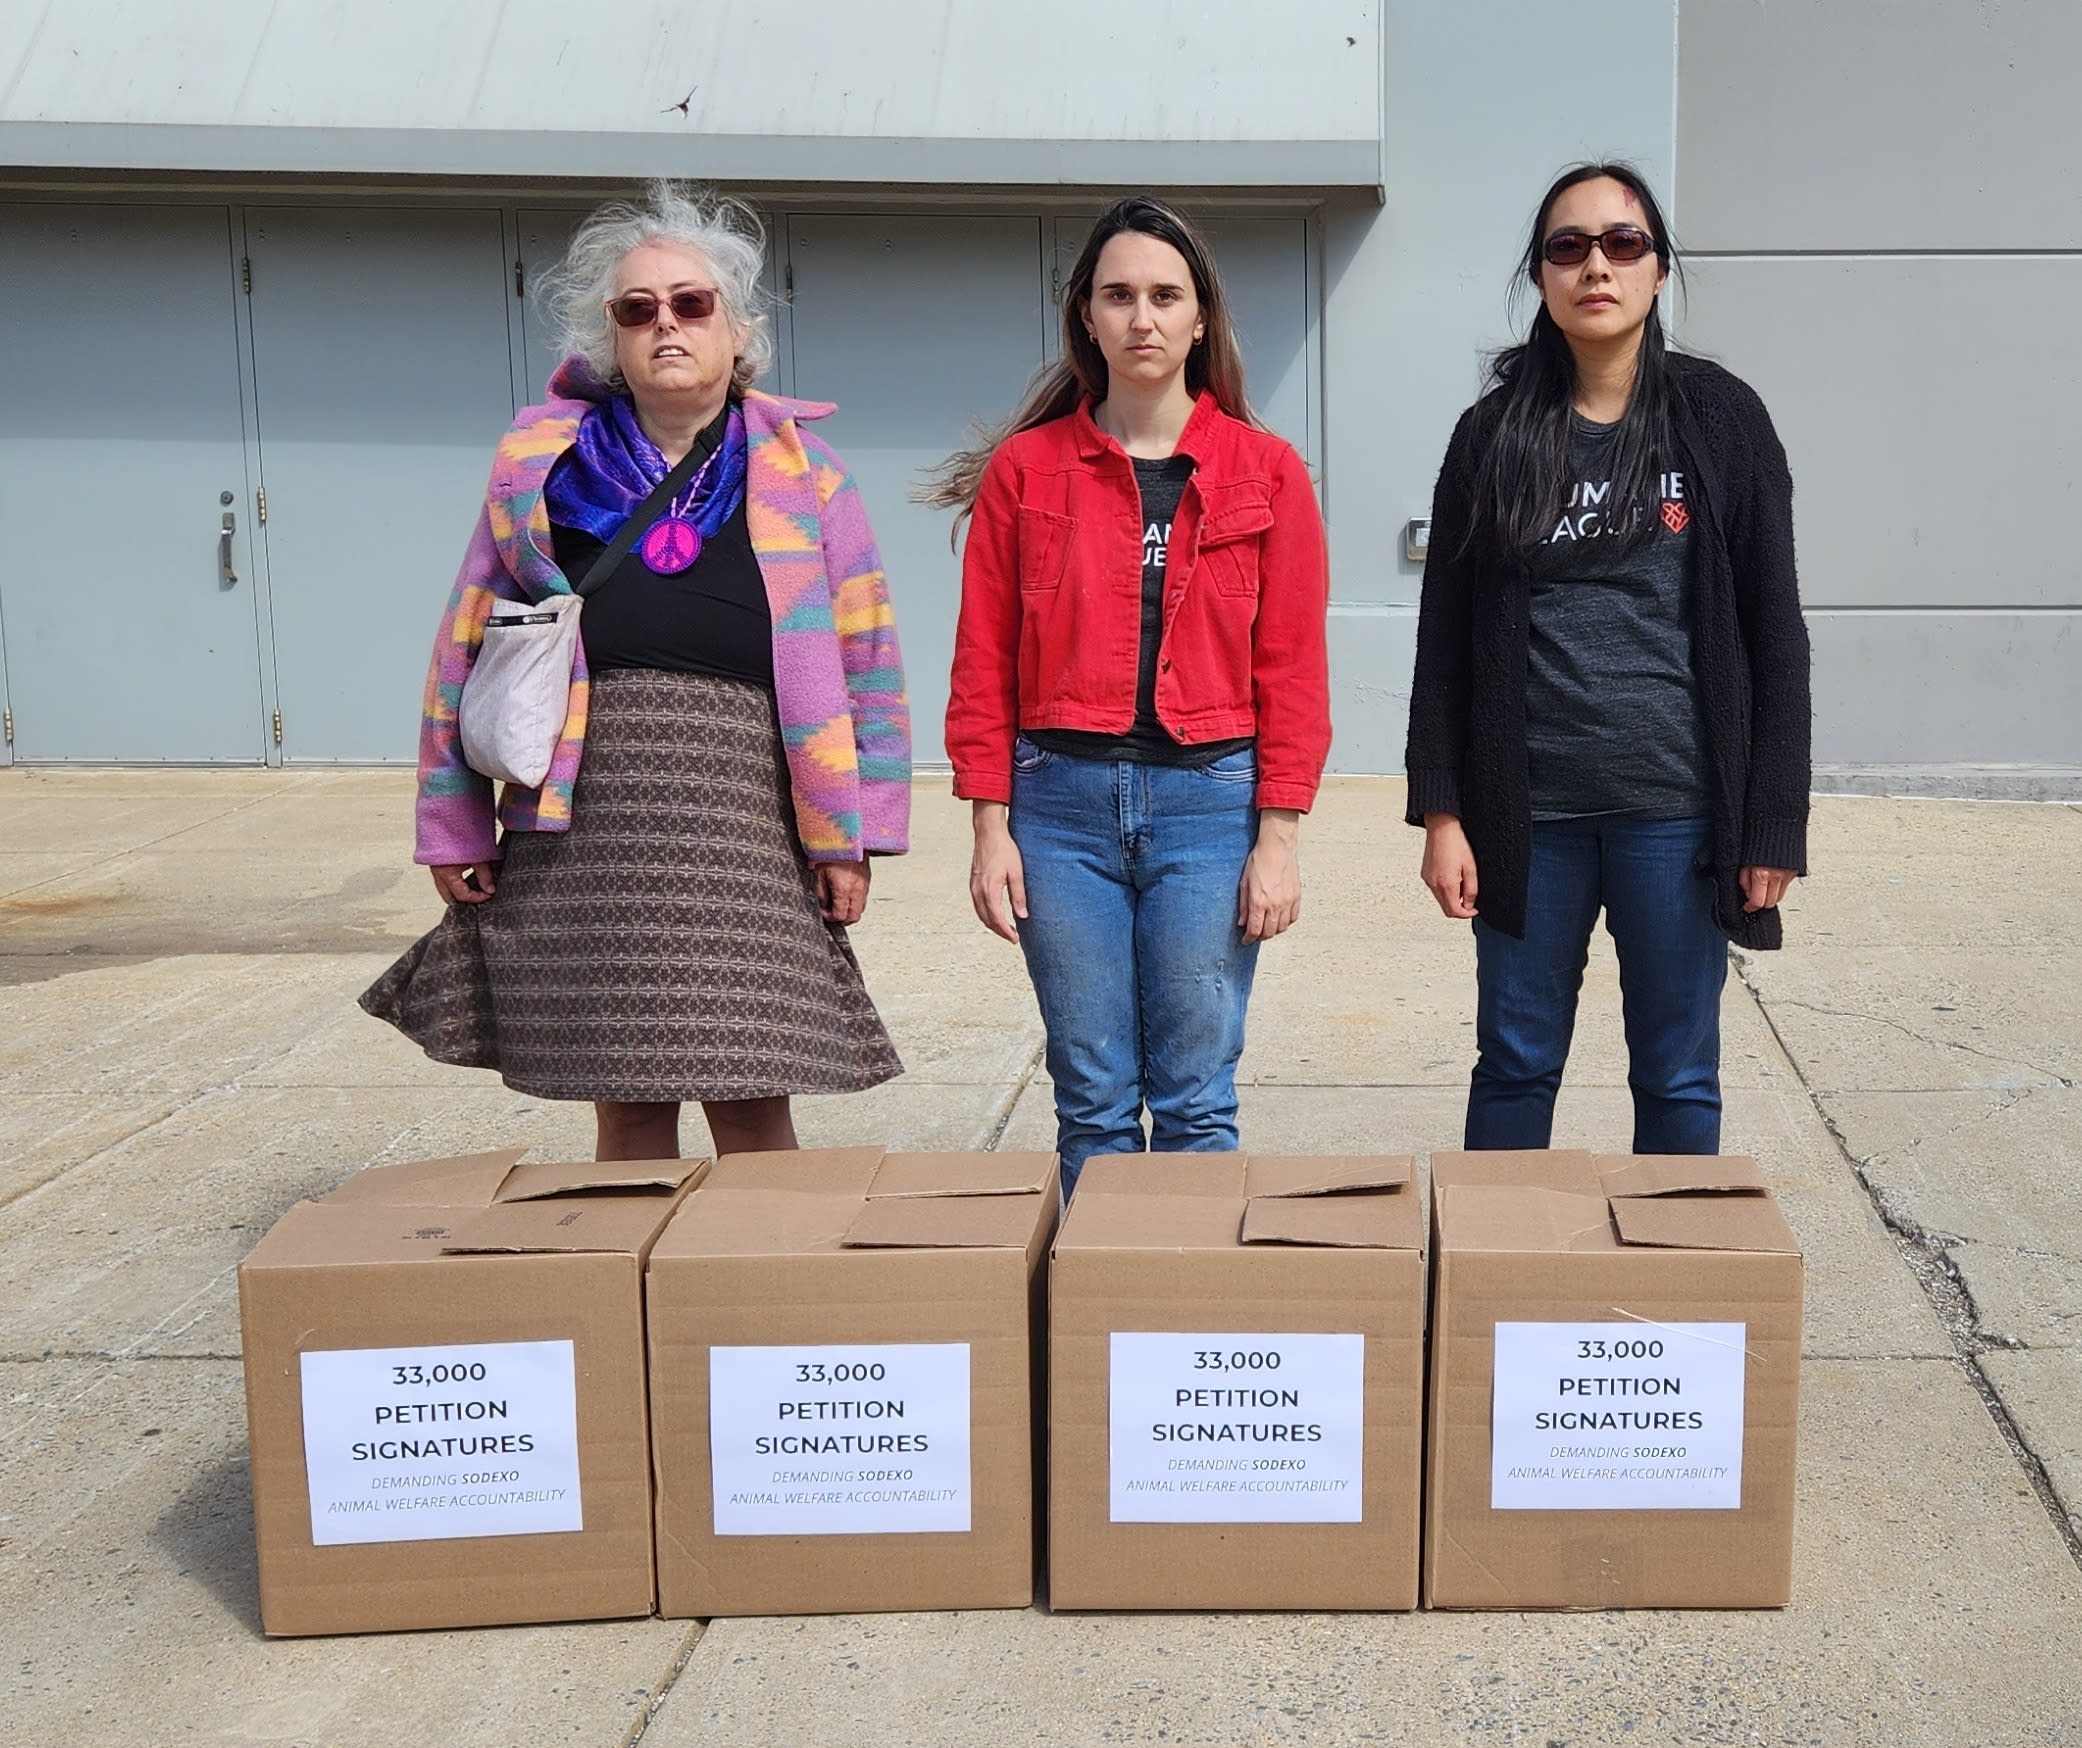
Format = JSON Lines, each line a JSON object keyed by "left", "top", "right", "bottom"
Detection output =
{"left": 1107, "top": 1332, "right": 1365, "bottom": 1523}
{"left": 1490, "top": 1321, "right": 1747, "bottom": 1510}
{"left": 299, "top": 1339, "right": 582, "bottom": 1546}
{"left": 708, "top": 1343, "right": 972, "bottom": 1536}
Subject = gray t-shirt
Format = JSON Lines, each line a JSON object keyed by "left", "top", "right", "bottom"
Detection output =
{"left": 1524, "top": 415, "right": 1709, "bottom": 820}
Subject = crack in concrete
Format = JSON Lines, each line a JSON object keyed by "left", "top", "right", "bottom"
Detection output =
{"left": 0, "top": 1104, "right": 185, "bottom": 1213}
{"left": 1763, "top": 996, "right": 2077, "bottom": 1089}
{"left": 1803, "top": 1352, "right": 1965, "bottom": 1363}
{"left": 1897, "top": 1084, "right": 2037, "bottom": 1151}
{"left": 979, "top": 1041, "right": 1046, "bottom": 1153}
{"left": 617, "top": 1622, "right": 707, "bottom": 1748}
{"left": 1736, "top": 962, "right": 2082, "bottom": 1572}
{"left": 2, "top": 1351, "right": 240, "bottom": 1363}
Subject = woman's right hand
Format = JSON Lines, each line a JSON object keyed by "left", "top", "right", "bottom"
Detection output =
{"left": 430, "top": 863, "right": 496, "bottom": 905}
{"left": 968, "top": 803, "right": 1028, "bottom": 942}
{"left": 1420, "top": 814, "right": 1479, "bottom": 919}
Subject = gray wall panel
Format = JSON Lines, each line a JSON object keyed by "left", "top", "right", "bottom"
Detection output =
{"left": 1324, "top": 0, "right": 1676, "bottom": 613}
{"left": 1807, "top": 612, "right": 2082, "bottom": 765}
{"left": 1678, "top": 0, "right": 2082, "bottom": 250}
{"left": 1679, "top": 256, "right": 2082, "bottom": 609}
{"left": 1324, "top": 609, "right": 1417, "bottom": 780}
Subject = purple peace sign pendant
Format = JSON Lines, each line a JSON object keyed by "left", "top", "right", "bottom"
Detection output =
{"left": 640, "top": 515, "right": 703, "bottom": 574}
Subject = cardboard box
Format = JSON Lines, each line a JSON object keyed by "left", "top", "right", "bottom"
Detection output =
{"left": 239, "top": 1147, "right": 704, "bottom": 1636}
{"left": 646, "top": 1146, "right": 1058, "bottom": 1618}
{"left": 1049, "top": 1153, "right": 1426, "bottom": 1611}
{"left": 1425, "top": 1150, "right": 1804, "bottom": 1610}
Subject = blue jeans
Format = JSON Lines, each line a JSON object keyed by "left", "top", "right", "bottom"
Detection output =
{"left": 1009, "top": 738, "right": 1261, "bottom": 1192}
{"left": 1467, "top": 815, "right": 1728, "bottom": 1154}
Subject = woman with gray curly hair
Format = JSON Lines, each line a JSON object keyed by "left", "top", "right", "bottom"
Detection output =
{"left": 363, "top": 182, "right": 912, "bottom": 1162}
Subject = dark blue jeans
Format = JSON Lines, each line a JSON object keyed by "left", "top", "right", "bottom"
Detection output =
{"left": 1009, "top": 738, "right": 1261, "bottom": 1192}
{"left": 1467, "top": 814, "right": 1728, "bottom": 1154}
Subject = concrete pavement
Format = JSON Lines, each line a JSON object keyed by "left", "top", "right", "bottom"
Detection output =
{"left": 3, "top": 768, "right": 2080, "bottom": 1746}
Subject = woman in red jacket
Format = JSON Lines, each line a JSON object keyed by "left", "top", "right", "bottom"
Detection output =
{"left": 931, "top": 195, "right": 1331, "bottom": 1193}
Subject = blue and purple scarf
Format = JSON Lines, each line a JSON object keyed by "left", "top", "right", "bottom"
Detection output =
{"left": 543, "top": 393, "right": 747, "bottom": 543}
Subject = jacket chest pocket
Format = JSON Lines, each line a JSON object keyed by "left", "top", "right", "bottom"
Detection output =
{"left": 1017, "top": 505, "right": 1076, "bottom": 592}
{"left": 1195, "top": 483, "right": 1275, "bottom": 597}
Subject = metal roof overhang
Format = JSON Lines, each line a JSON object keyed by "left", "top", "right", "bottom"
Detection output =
{"left": 0, "top": 121, "right": 1384, "bottom": 196}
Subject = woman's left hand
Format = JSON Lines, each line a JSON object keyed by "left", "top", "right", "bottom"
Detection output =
{"left": 815, "top": 859, "right": 872, "bottom": 926}
{"left": 1739, "top": 865, "right": 1797, "bottom": 913}
{"left": 1239, "top": 810, "right": 1303, "bottom": 943}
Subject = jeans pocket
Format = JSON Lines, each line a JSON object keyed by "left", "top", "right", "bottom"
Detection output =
{"left": 1012, "top": 733, "right": 1054, "bottom": 774}
{"left": 1198, "top": 746, "right": 1258, "bottom": 783}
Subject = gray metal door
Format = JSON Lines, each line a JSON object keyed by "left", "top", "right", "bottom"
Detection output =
{"left": 0, "top": 202, "right": 264, "bottom": 761}
{"left": 785, "top": 215, "right": 1049, "bottom": 765}
{"left": 1199, "top": 217, "right": 1314, "bottom": 461}
{"left": 517, "top": 207, "right": 582, "bottom": 403}
{"left": 245, "top": 206, "right": 516, "bottom": 761}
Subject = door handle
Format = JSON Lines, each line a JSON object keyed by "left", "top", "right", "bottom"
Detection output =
{"left": 220, "top": 509, "right": 239, "bottom": 586}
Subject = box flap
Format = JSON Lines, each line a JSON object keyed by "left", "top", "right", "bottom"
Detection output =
{"left": 1598, "top": 1154, "right": 1771, "bottom": 1199}
{"left": 494, "top": 1156, "right": 705, "bottom": 1202}
{"left": 240, "top": 1200, "right": 467, "bottom": 1267}
{"left": 1434, "top": 1184, "right": 1616, "bottom": 1253}
{"left": 437, "top": 1199, "right": 667, "bottom": 1256}
{"left": 1055, "top": 1190, "right": 1249, "bottom": 1250}
{"left": 867, "top": 1151, "right": 1056, "bottom": 1199}
{"left": 1238, "top": 1194, "right": 1418, "bottom": 1250}
{"left": 1611, "top": 1195, "right": 1802, "bottom": 1255}
{"left": 704, "top": 1146, "right": 885, "bottom": 1194}
{"left": 1429, "top": 1149, "right": 1601, "bottom": 1195}
{"left": 320, "top": 1147, "right": 530, "bottom": 1209}
{"left": 651, "top": 1185, "right": 860, "bottom": 1258}
{"left": 1242, "top": 1155, "right": 1413, "bottom": 1198}
{"left": 842, "top": 1192, "right": 1047, "bottom": 1250}
{"left": 1074, "top": 1153, "right": 1247, "bottom": 1199}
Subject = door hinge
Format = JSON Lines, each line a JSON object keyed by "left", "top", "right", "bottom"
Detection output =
{"left": 514, "top": 256, "right": 524, "bottom": 297}
{"left": 3, "top": 709, "right": 13, "bottom": 744}
{"left": 242, "top": 256, "right": 252, "bottom": 295}
{"left": 256, "top": 485, "right": 268, "bottom": 525}
{"left": 272, "top": 709, "right": 283, "bottom": 746}
{"left": 784, "top": 260, "right": 794, "bottom": 296}
{"left": 1050, "top": 260, "right": 1061, "bottom": 303}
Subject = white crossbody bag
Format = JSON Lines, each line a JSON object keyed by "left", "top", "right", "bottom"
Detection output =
{"left": 456, "top": 437, "right": 711, "bottom": 788}
{"left": 458, "top": 595, "right": 587, "bottom": 787}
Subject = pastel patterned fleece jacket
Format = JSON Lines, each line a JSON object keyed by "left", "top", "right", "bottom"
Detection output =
{"left": 414, "top": 357, "right": 911, "bottom": 867}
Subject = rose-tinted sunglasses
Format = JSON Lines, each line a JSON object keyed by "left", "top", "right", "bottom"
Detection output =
{"left": 605, "top": 288, "right": 720, "bottom": 328}
{"left": 1542, "top": 226, "right": 1657, "bottom": 268}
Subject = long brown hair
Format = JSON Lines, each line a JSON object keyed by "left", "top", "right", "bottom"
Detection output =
{"left": 918, "top": 194, "right": 1260, "bottom": 525}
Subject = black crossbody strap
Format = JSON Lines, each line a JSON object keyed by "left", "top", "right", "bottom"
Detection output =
{"left": 573, "top": 435, "right": 715, "bottom": 598}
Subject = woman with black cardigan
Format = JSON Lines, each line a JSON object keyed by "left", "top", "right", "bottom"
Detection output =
{"left": 1406, "top": 161, "right": 1810, "bottom": 1155}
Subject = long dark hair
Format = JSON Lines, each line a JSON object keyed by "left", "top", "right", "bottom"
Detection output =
{"left": 1462, "top": 161, "right": 1685, "bottom": 565}
{"left": 919, "top": 194, "right": 1259, "bottom": 524}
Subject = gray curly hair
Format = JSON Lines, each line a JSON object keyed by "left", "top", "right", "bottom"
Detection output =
{"left": 537, "top": 180, "right": 774, "bottom": 391}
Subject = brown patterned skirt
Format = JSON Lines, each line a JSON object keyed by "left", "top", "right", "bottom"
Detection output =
{"left": 360, "top": 668, "right": 902, "bottom": 1103}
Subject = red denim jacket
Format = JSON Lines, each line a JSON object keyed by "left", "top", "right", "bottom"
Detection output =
{"left": 946, "top": 394, "right": 1332, "bottom": 812}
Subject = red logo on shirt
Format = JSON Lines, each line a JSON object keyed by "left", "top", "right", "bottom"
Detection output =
{"left": 1660, "top": 500, "right": 1690, "bottom": 535}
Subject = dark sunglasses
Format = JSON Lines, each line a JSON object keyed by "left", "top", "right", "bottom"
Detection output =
{"left": 605, "top": 287, "right": 720, "bottom": 328}
{"left": 1542, "top": 226, "right": 1658, "bottom": 268}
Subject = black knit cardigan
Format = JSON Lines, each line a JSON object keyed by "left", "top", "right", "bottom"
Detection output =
{"left": 1403, "top": 353, "right": 1811, "bottom": 949}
